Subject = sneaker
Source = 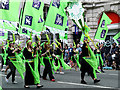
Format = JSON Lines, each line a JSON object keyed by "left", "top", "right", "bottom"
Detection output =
{"left": 101, "top": 71, "right": 105, "bottom": 73}
{"left": 24, "top": 85, "right": 30, "bottom": 88}
{"left": 55, "top": 71, "right": 59, "bottom": 74}
{"left": 51, "top": 79, "right": 55, "bottom": 82}
{"left": 36, "top": 84, "right": 43, "bottom": 88}
{"left": 12, "top": 81, "right": 18, "bottom": 84}
{"left": 94, "top": 79, "right": 100, "bottom": 83}
{"left": 81, "top": 80, "right": 87, "bottom": 84}
{"left": 43, "top": 77, "right": 47, "bottom": 80}
{"left": 1, "top": 69, "right": 4, "bottom": 72}
{"left": 60, "top": 72, "right": 64, "bottom": 75}
{"left": 5, "top": 77, "right": 8, "bottom": 83}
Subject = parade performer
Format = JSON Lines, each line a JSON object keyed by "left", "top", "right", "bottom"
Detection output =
{"left": 55, "top": 43, "right": 64, "bottom": 74}
{"left": 41, "top": 41, "right": 59, "bottom": 82}
{"left": 23, "top": 40, "right": 43, "bottom": 88}
{"left": 71, "top": 47, "right": 78, "bottom": 71}
{"left": 80, "top": 38, "right": 100, "bottom": 84}
{"left": 5, "top": 41, "right": 17, "bottom": 84}
{"left": 34, "top": 40, "right": 42, "bottom": 77}
{"left": 94, "top": 46, "right": 104, "bottom": 73}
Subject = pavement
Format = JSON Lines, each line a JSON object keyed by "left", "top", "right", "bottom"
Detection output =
{"left": 0, "top": 66, "right": 120, "bottom": 90}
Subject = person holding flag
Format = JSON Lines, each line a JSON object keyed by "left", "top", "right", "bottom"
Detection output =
{"left": 80, "top": 38, "right": 100, "bottom": 84}
{"left": 41, "top": 41, "right": 59, "bottom": 82}
{"left": 5, "top": 41, "right": 18, "bottom": 84}
{"left": 23, "top": 39, "right": 43, "bottom": 88}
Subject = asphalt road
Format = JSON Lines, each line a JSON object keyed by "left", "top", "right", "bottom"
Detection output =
{"left": 0, "top": 66, "right": 119, "bottom": 90}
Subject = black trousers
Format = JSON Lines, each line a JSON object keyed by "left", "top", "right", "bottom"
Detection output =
{"left": 43, "top": 58, "right": 54, "bottom": 80}
{"left": 6, "top": 62, "right": 16, "bottom": 82}
{"left": 81, "top": 59, "right": 95, "bottom": 80}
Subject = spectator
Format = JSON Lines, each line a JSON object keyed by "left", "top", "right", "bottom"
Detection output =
{"left": 64, "top": 45, "right": 69, "bottom": 64}
{"left": 76, "top": 44, "right": 82, "bottom": 63}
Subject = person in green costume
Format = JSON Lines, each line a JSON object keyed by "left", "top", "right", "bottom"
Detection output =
{"left": 80, "top": 38, "right": 100, "bottom": 84}
{"left": 41, "top": 42, "right": 59, "bottom": 82}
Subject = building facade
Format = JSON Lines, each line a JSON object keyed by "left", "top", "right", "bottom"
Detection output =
{"left": 43, "top": 0, "right": 120, "bottom": 48}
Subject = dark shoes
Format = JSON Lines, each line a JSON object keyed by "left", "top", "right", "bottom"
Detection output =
{"left": 24, "top": 85, "right": 30, "bottom": 88}
{"left": 94, "top": 79, "right": 100, "bottom": 83}
{"left": 37, "top": 84, "right": 43, "bottom": 88}
{"left": 101, "top": 71, "right": 105, "bottom": 73}
{"left": 81, "top": 80, "right": 87, "bottom": 84}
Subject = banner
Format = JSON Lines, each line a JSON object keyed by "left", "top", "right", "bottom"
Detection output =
{"left": 94, "top": 13, "right": 112, "bottom": 41}
{"left": 0, "top": 0, "right": 21, "bottom": 22}
{"left": 113, "top": 32, "right": 120, "bottom": 44}
{"left": 21, "top": 0, "right": 44, "bottom": 33}
{"left": 45, "top": 0, "right": 68, "bottom": 31}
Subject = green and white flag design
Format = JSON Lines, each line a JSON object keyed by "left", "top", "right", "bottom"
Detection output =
{"left": 94, "top": 13, "right": 112, "bottom": 41}
{"left": 45, "top": 0, "right": 68, "bottom": 31}
{"left": 67, "top": 0, "right": 84, "bottom": 30}
{"left": 21, "top": 0, "right": 44, "bottom": 35}
{"left": 0, "top": 0, "right": 21, "bottom": 22}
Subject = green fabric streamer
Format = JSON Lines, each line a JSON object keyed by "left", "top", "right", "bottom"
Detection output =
{"left": 13, "top": 34, "right": 15, "bottom": 43}
{"left": 9, "top": 55, "right": 26, "bottom": 79}
{"left": 34, "top": 52, "right": 40, "bottom": 84}
{"left": 52, "top": 59, "right": 60, "bottom": 71}
{"left": 39, "top": 57, "right": 45, "bottom": 66}
{"left": 46, "top": 34, "right": 50, "bottom": 44}
{"left": 60, "top": 53, "right": 71, "bottom": 70}
{"left": 27, "top": 61, "right": 40, "bottom": 84}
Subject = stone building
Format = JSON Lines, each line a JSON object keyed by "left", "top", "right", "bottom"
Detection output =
{"left": 43, "top": 0, "right": 120, "bottom": 48}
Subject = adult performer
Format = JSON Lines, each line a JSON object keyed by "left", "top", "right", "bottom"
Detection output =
{"left": 42, "top": 42, "right": 59, "bottom": 81}
{"left": 5, "top": 41, "right": 17, "bottom": 84}
{"left": 80, "top": 38, "right": 100, "bottom": 84}
{"left": 23, "top": 40, "right": 43, "bottom": 88}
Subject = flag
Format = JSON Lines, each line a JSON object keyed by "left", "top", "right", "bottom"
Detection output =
{"left": 21, "top": 0, "right": 44, "bottom": 34}
{"left": 0, "top": 29, "right": 8, "bottom": 40}
{"left": 45, "top": 0, "right": 68, "bottom": 31}
{"left": 67, "top": 0, "right": 85, "bottom": 30}
{"left": 80, "top": 23, "right": 90, "bottom": 43}
{"left": 0, "top": 0, "right": 21, "bottom": 22}
{"left": 94, "top": 13, "right": 112, "bottom": 40}
{"left": 113, "top": 32, "right": 120, "bottom": 44}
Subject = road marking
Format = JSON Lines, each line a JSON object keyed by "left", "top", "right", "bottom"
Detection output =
{"left": 57, "top": 81, "right": 115, "bottom": 89}
{"left": 108, "top": 74, "right": 118, "bottom": 76}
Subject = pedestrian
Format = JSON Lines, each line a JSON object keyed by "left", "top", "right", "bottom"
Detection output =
{"left": 55, "top": 44, "right": 64, "bottom": 74}
{"left": 68, "top": 44, "right": 73, "bottom": 67}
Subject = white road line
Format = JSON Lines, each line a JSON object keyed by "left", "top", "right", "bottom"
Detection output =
{"left": 108, "top": 74, "right": 118, "bottom": 76}
{"left": 57, "top": 81, "right": 115, "bottom": 89}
